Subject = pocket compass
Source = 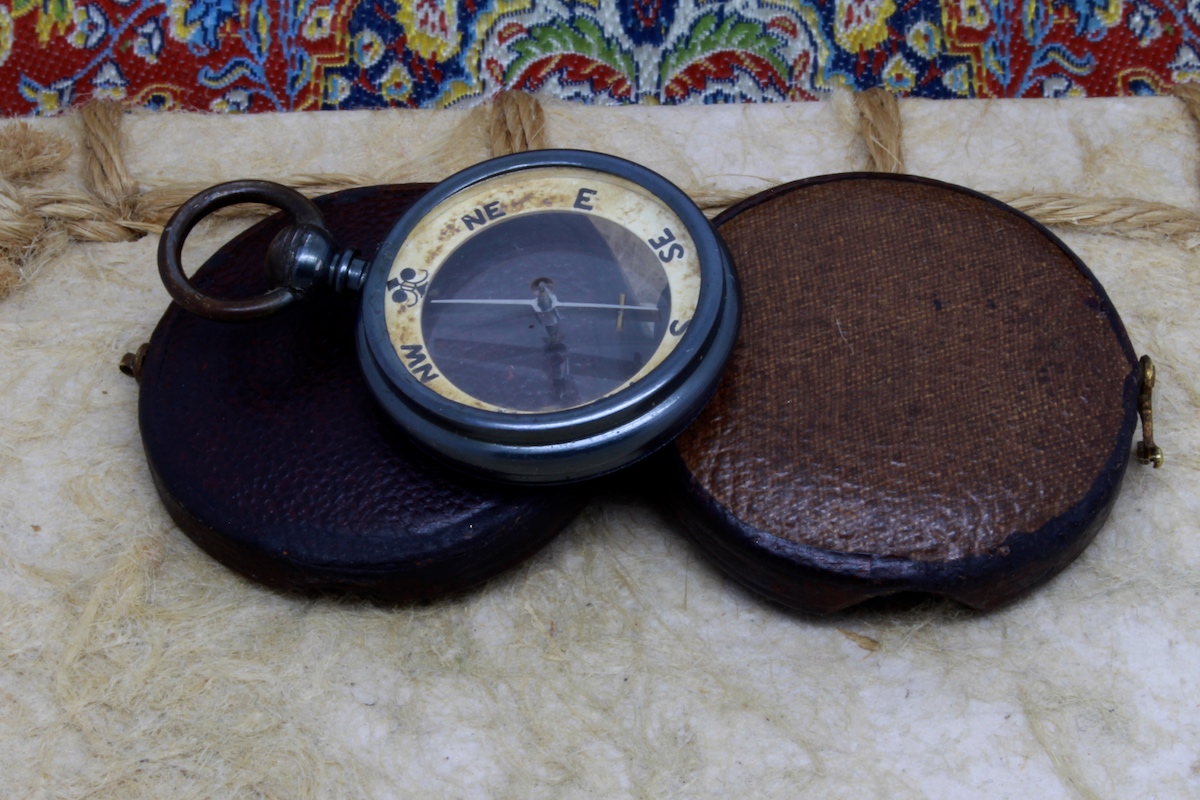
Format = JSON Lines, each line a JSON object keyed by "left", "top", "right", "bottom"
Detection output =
{"left": 160, "top": 151, "right": 740, "bottom": 484}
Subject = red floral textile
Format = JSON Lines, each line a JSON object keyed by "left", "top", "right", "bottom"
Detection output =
{"left": 0, "top": 0, "right": 1193, "bottom": 115}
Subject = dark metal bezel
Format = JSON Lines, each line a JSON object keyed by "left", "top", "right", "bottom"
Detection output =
{"left": 357, "top": 150, "right": 738, "bottom": 483}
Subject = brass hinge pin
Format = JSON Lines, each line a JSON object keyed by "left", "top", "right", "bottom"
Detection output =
{"left": 1136, "top": 355, "right": 1164, "bottom": 468}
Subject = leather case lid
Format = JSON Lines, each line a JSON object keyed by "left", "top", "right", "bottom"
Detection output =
{"left": 139, "top": 185, "right": 591, "bottom": 600}
{"left": 665, "top": 173, "right": 1139, "bottom": 613}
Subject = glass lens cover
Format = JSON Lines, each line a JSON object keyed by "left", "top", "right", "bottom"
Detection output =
{"left": 384, "top": 167, "right": 702, "bottom": 413}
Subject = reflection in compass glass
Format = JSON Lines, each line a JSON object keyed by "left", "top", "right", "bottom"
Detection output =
{"left": 422, "top": 211, "right": 671, "bottom": 412}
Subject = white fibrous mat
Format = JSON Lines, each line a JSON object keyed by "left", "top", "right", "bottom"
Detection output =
{"left": 1, "top": 98, "right": 1198, "bottom": 799}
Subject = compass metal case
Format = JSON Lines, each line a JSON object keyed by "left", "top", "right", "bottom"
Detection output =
{"left": 355, "top": 151, "right": 740, "bottom": 484}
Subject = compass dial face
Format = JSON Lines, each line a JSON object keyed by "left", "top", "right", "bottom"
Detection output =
{"left": 384, "top": 167, "right": 703, "bottom": 413}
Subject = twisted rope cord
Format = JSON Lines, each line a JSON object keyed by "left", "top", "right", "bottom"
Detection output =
{"left": 0, "top": 122, "right": 71, "bottom": 297}
{"left": 995, "top": 191, "right": 1200, "bottom": 249}
{"left": 489, "top": 90, "right": 548, "bottom": 156}
{"left": 854, "top": 88, "right": 906, "bottom": 174}
{"left": 79, "top": 101, "right": 140, "bottom": 224}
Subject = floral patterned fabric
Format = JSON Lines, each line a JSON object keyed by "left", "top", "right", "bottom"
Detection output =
{"left": 0, "top": 0, "right": 1194, "bottom": 114}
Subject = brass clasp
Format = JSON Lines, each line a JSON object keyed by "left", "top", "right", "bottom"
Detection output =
{"left": 1136, "top": 355, "right": 1164, "bottom": 468}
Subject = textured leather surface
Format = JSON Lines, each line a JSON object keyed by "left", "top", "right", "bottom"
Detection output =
{"left": 140, "top": 185, "right": 592, "bottom": 600}
{"left": 666, "top": 174, "right": 1139, "bottom": 611}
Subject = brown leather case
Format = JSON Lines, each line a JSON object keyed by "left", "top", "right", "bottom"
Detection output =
{"left": 138, "top": 185, "right": 591, "bottom": 600}
{"left": 662, "top": 174, "right": 1140, "bottom": 613}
